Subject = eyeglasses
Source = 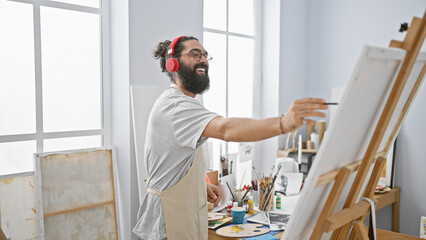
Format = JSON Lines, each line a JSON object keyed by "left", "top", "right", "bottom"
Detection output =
{"left": 183, "top": 50, "right": 213, "bottom": 62}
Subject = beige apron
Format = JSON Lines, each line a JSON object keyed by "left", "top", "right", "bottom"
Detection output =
{"left": 146, "top": 147, "right": 208, "bottom": 240}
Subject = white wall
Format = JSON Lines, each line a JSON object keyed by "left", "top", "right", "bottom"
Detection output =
{"left": 110, "top": 0, "right": 131, "bottom": 239}
{"left": 278, "top": 0, "right": 309, "bottom": 121}
{"left": 394, "top": 79, "right": 426, "bottom": 235}
{"left": 304, "top": 0, "right": 425, "bottom": 236}
{"left": 129, "top": 0, "right": 204, "bottom": 87}
{"left": 259, "top": 0, "right": 310, "bottom": 173}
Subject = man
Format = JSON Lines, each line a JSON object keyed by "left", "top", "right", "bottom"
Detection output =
{"left": 133, "top": 36, "right": 328, "bottom": 240}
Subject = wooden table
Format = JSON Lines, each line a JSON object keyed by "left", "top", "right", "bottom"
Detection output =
{"left": 209, "top": 187, "right": 401, "bottom": 239}
{"left": 376, "top": 229, "right": 423, "bottom": 239}
{"left": 209, "top": 229, "right": 421, "bottom": 240}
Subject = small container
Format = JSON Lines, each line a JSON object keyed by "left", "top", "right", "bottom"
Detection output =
{"left": 226, "top": 201, "right": 233, "bottom": 216}
{"left": 311, "top": 131, "right": 320, "bottom": 149}
{"left": 208, "top": 202, "right": 213, "bottom": 212}
{"left": 276, "top": 194, "right": 282, "bottom": 209}
{"left": 238, "top": 199, "right": 243, "bottom": 207}
{"left": 259, "top": 183, "right": 274, "bottom": 212}
{"left": 248, "top": 196, "right": 254, "bottom": 214}
{"left": 253, "top": 191, "right": 259, "bottom": 208}
{"left": 231, "top": 207, "right": 245, "bottom": 224}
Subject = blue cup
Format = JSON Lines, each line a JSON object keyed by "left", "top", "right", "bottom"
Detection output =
{"left": 231, "top": 207, "right": 245, "bottom": 224}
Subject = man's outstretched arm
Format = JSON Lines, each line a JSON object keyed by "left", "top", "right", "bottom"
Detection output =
{"left": 202, "top": 98, "right": 328, "bottom": 142}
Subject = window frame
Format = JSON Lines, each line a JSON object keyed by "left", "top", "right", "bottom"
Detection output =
{"left": 0, "top": 0, "right": 111, "bottom": 173}
{"left": 202, "top": 0, "right": 261, "bottom": 169}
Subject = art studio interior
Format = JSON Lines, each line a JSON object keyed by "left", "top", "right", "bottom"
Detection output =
{"left": 1, "top": 0, "right": 425, "bottom": 239}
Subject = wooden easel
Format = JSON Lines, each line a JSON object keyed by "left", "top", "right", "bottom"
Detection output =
{"left": 310, "top": 11, "right": 426, "bottom": 240}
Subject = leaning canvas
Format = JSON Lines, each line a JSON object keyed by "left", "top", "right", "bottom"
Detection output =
{"left": 282, "top": 46, "right": 426, "bottom": 239}
{"left": 0, "top": 172, "right": 38, "bottom": 239}
{"left": 34, "top": 147, "right": 120, "bottom": 240}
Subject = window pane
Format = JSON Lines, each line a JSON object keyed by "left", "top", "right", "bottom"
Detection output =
{"left": 202, "top": 32, "right": 227, "bottom": 117}
{"left": 50, "top": 0, "right": 99, "bottom": 8}
{"left": 228, "top": 36, "right": 253, "bottom": 155}
{"left": 203, "top": 0, "right": 226, "bottom": 31}
{"left": 228, "top": 36, "right": 253, "bottom": 118}
{"left": 44, "top": 135, "right": 101, "bottom": 152}
{"left": 0, "top": 141, "right": 36, "bottom": 175}
{"left": 0, "top": 1, "right": 35, "bottom": 135}
{"left": 229, "top": 0, "right": 254, "bottom": 35}
{"left": 41, "top": 7, "right": 102, "bottom": 132}
{"left": 204, "top": 139, "right": 221, "bottom": 171}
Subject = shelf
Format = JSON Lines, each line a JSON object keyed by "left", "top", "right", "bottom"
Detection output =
{"left": 278, "top": 149, "right": 318, "bottom": 156}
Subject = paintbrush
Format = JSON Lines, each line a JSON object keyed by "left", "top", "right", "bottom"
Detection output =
{"left": 226, "top": 181, "right": 235, "bottom": 200}
{"left": 241, "top": 188, "right": 250, "bottom": 202}
{"left": 238, "top": 170, "right": 246, "bottom": 191}
{"left": 252, "top": 166, "right": 261, "bottom": 180}
{"left": 272, "top": 165, "right": 282, "bottom": 185}
{"left": 237, "top": 170, "right": 246, "bottom": 200}
{"left": 269, "top": 165, "right": 275, "bottom": 178}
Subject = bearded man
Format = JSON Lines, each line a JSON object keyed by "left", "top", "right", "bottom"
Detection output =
{"left": 133, "top": 36, "right": 328, "bottom": 240}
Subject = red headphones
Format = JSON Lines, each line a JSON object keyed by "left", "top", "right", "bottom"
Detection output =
{"left": 166, "top": 36, "right": 186, "bottom": 72}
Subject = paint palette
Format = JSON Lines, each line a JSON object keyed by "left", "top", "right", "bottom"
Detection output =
{"left": 208, "top": 217, "right": 233, "bottom": 230}
{"left": 216, "top": 224, "right": 270, "bottom": 237}
{"left": 208, "top": 212, "right": 226, "bottom": 222}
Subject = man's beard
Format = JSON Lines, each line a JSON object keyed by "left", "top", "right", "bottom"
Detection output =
{"left": 177, "top": 62, "right": 210, "bottom": 95}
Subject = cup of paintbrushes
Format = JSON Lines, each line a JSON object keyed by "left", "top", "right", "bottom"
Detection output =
{"left": 258, "top": 178, "right": 274, "bottom": 212}
{"left": 235, "top": 188, "right": 249, "bottom": 207}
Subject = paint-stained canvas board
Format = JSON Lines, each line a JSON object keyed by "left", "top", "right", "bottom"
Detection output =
{"left": 282, "top": 46, "right": 426, "bottom": 239}
{"left": 0, "top": 172, "right": 38, "bottom": 239}
{"left": 35, "top": 147, "right": 119, "bottom": 240}
{"left": 43, "top": 204, "right": 116, "bottom": 239}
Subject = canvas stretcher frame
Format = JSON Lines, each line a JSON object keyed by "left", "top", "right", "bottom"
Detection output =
{"left": 34, "top": 147, "right": 120, "bottom": 240}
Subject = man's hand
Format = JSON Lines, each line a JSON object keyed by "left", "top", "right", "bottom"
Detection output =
{"left": 207, "top": 183, "right": 222, "bottom": 206}
{"left": 281, "top": 98, "right": 328, "bottom": 133}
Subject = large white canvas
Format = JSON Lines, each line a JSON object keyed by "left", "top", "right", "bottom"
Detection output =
{"left": 34, "top": 147, "right": 120, "bottom": 240}
{"left": 282, "top": 46, "right": 426, "bottom": 239}
{"left": 130, "top": 86, "right": 166, "bottom": 204}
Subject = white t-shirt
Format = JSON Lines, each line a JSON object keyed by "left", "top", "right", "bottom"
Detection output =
{"left": 132, "top": 85, "right": 219, "bottom": 240}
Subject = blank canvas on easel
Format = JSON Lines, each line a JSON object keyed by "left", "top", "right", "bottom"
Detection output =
{"left": 282, "top": 46, "right": 426, "bottom": 239}
{"left": 34, "top": 147, "right": 120, "bottom": 240}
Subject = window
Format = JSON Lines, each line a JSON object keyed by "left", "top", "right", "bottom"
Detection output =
{"left": 203, "top": 0, "right": 260, "bottom": 185}
{"left": 0, "top": 0, "right": 110, "bottom": 176}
